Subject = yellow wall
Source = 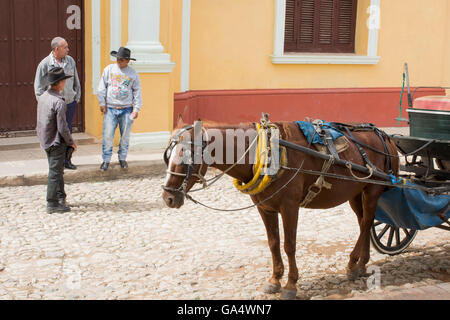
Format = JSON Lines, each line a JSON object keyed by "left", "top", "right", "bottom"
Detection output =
{"left": 190, "top": 0, "right": 450, "bottom": 90}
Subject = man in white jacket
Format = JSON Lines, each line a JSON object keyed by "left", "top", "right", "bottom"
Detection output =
{"left": 97, "top": 47, "right": 143, "bottom": 171}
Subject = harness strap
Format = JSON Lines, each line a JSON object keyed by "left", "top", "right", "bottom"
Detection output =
{"left": 299, "top": 156, "right": 334, "bottom": 208}
{"left": 343, "top": 126, "right": 378, "bottom": 172}
{"left": 373, "top": 127, "right": 393, "bottom": 174}
{"left": 323, "top": 128, "right": 341, "bottom": 160}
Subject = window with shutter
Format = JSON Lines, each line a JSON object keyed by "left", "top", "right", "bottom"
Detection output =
{"left": 284, "top": 0, "right": 357, "bottom": 53}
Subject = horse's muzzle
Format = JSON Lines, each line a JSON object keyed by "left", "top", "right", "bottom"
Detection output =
{"left": 162, "top": 190, "right": 185, "bottom": 208}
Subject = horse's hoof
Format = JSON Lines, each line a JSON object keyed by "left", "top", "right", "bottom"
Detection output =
{"left": 263, "top": 283, "right": 281, "bottom": 294}
{"left": 280, "top": 289, "right": 297, "bottom": 300}
{"left": 346, "top": 267, "right": 363, "bottom": 281}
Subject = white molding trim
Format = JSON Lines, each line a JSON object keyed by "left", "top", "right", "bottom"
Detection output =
{"left": 126, "top": 0, "right": 175, "bottom": 73}
{"left": 129, "top": 131, "right": 171, "bottom": 150}
{"left": 181, "top": 0, "right": 191, "bottom": 92}
{"left": 92, "top": 0, "right": 101, "bottom": 94}
{"left": 271, "top": 0, "right": 381, "bottom": 65}
{"left": 273, "top": 0, "right": 286, "bottom": 57}
{"left": 110, "top": 0, "right": 122, "bottom": 61}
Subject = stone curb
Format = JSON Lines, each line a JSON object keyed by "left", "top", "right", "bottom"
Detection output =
{"left": 0, "top": 134, "right": 99, "bottom": 151}
{"left": 0, "top": 160, "right": 166, "bottom": 187}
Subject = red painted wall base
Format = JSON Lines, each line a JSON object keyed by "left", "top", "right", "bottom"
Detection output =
{"left": 174, "top": 88, "right": 445, "bottom": 129}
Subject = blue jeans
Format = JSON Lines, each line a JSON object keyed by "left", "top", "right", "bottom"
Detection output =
{"left": 102, "top": 107, "right": 134, "bottom": 163}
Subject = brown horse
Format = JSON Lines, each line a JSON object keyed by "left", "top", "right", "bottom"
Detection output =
{"left": 162, "top": 118, "right": 399, "bottom": 299}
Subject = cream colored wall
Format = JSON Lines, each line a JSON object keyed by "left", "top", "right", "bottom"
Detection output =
{"left": 189, "top": 0, "right": 450, "bottom": 90}
{"left": 355, "top": 0, "right": 370, "bottom": 55}
{"left": 443, "top": 0, "right": 450, "bottom": 95}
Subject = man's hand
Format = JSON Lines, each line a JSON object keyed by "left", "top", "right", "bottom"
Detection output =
{"left": 100, "top": 106, "right": 107, "bottom": 114}
{"left": 131, "top": 112, "right": 139, "bottom": 120}
{"left": 71, "top": 144, "right": 77, "bottom": 153}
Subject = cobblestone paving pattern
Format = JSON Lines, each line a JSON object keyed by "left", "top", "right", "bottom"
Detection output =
{"left": 0, "top": 173, "right": 448, "bottom": 300}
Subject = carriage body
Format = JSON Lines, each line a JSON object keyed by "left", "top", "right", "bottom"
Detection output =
{"left": 409, "top": 96, "right": 450, "bottom": 141}
{"left": 370, "top": 95, "right": 450, "bottom": 255}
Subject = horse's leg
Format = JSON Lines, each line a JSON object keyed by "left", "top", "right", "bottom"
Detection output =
{"left": 347, "top": 187, "right": 384, "bottom": 280}
{"left": 357, "top": 186, "right": 385, "bottom": 274}
{"left": 279, "top": 204, "right": 299, "bottom": 300}
{"left": 347, "top": 193, "right": 365, "bottom": 280}
{"left": 257, "top": 206, "right": 283, "bottom": 294}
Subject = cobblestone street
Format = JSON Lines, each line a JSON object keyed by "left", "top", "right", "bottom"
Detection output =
{"left": 0, "top": 173, "right": 448, "bottom": 300}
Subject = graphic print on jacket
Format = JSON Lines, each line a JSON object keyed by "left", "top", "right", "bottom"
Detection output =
{"left": 111, "top": 74, "right": 132, "bottom": 100}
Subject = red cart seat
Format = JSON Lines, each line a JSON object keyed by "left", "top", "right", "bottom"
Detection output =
{"left": 413, "top": 95, "right": 450, "bottom": 111}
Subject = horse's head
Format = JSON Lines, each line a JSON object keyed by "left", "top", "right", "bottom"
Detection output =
{"left": 162, "top": 122, "right": 209, "bottom": 208}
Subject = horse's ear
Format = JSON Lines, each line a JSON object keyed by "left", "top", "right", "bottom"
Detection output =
{"left": 176, "top": 114, "right": 185, "bottom": 128}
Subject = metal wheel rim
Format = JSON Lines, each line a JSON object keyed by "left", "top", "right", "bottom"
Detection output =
{"left": 370, "top": 221, "right": 418, "bottom": 255}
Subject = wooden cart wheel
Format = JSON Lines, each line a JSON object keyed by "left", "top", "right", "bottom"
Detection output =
{"left": 370, "top": 221, "right": 418, "bottom": 255}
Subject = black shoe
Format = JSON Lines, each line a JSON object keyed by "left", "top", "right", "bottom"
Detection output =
{"left": 47, "top": 203, "right": 71, "bottom": 214}
{"left": 100, "top": 162, "right": 109, "bottom": 171}
{"left": 65, "top": 161, "right": 77, "bottom": 170}
{"left": 119, "top": 160, "right": 128, "bottom": 169}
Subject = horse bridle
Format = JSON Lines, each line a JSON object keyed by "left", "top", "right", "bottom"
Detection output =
{"left": 162, "top": 125, "right": 209, "bottom": 195}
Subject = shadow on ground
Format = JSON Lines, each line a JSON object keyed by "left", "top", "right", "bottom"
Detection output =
{"left": 70, "top": 200, "right": 167, "bottom": 212}
{"left": 291, "top": 244, "right": 449, "bottom": 299}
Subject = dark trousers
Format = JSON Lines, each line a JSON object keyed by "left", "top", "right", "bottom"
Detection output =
{"left": 66, "top": 101, "right": 77, "bottom": 133}
{"left": 65, "top": 101, "right": 77, "bottom": 165}
{"left": 45, "top": 143, "right": 67, "bottom": 206}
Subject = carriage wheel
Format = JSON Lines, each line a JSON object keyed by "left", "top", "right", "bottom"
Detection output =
{"left": 370, "top": 221, "right": 418, "bottom": 255}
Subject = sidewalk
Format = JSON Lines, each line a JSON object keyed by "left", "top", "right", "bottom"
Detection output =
{"left": 346, "top": 282, "right": 450, "bottom": 300}
{"left": 0, "top": 133, "right": 166, "bottom": 187}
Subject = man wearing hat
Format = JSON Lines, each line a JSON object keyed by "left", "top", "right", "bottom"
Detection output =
{"left": 97, "top": 47, "right": 143, "bottom": 171}
{"left": 36, "top": 67, "right": 77, "bottom": 214}
{"left": 34, "top": 37, "right": 81, "bottom": 170}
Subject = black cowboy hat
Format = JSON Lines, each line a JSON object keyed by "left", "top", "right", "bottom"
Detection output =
{"left": 110, "top": 47, "right": 136, "bottom": 61}
{"left": 48, "top": 67, "right": 73, "bottom": 85}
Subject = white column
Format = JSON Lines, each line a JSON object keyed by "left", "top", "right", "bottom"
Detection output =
{"left": 180, "top": 0, "right": 191, "bottom": 92}
{"left": 126, "top": 0, "right": 175, "bottom": 73}
{"left": 110, "top": 0, "right": 122, "bottom": 60}
{"left": 92, "top": 0, "right": 101, "bottom": 93}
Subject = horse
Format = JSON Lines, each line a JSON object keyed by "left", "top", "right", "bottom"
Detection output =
{"left": 161, "top": 117, "right": 399, "bottom": 299}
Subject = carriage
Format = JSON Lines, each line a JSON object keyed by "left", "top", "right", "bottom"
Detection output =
{"left": 370, "top": 71, "right": 450, "bottom": 255}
